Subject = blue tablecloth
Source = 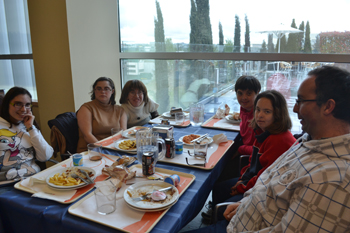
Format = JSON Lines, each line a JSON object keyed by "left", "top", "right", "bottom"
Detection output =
{"left": 0, "top": 114, "right": 238, "bottom": 233}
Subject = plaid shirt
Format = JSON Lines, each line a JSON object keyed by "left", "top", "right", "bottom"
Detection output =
{"left": 228, "top": 133, "right": 350, "bottom": 233}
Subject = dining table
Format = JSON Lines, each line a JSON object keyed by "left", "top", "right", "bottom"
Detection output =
{"left": 0, "top": 113, "right": 239, "bottom": 233}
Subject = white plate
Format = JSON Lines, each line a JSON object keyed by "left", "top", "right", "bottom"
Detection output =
{"left": 122, "top": 127, "right": 149, "bottom": 139}
{"left": 178, "top": 134, "right": 213, "bottom": 146}
{"left": 115, "top": 139, "right": 137, "bottom": 152}
{"left": 225, "top": 115, "right": 241, "bottom": 124}
{"left": 161, "top": 111, "right": 189, "bottom": 119}
{"left": 46, "top": 167, "right": 96, "bottom": 190}
{"left": 124, "top": 181, "right": 179, "bottom": 210}
{"left": 125, "top": 199, "right": 177, "bottom": 212}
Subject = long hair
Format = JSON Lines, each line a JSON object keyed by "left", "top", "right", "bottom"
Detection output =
{"left": 119, "top": 80, "right": 149, "bottom": 105}
{"left": 250, "top": 90, "right": 292, "bottom": 134}
{"left": 0, "top": 87, "right": 37, "bottom": 128}
{"left": 90, "top": 77, "right": 116, "bottom": 105}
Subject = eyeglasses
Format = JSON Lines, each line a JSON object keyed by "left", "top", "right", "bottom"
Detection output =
{"left": 130, "top": 91, "right": 143, "bottom": 96}
{"left": 95, "top": 87, "right": 112, "bottom": 92}
{"left": 295, "top": 98, "right": 317, "bottom": 106}
{"left": 10, "top": 102, "right": 32, "bottom": 109}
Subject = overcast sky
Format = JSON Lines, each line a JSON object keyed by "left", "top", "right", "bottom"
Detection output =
{"left": 119, "top": 0, "right": 350, "bottom": 45}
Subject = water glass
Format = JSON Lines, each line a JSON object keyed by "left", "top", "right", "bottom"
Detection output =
{"left": 175, "top": 112, "right": 185, "bottom": 125}
{"left": 88, "top": 143, "right": 102, "bottom": 161}
{"left": 194, "top": 143, "right": 208, "bottom": 158}
{"left": 94, "top": 183, "right": 117, "bottom": 215}
{"left": 190, "top": 103, "right": 204, "bottom": 126}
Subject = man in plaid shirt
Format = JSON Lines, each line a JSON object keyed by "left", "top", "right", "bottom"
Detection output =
{"left": 186, "top": 66, "right": 350, "bottom": 233}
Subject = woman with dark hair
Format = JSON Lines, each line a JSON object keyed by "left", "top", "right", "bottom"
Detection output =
{"left": 202, "top": 90, "right": 296, "bottom": 221}
{"left": 76, "top": 77, "right": 127, "bottom": 152}
{"left": 0, "top": 87, "right": 53, "bottom": 182}
{"left": 119, "top": 80, "right": 159, "bottom": 128}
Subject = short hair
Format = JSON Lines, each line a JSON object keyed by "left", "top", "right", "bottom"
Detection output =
{"left": 234, "top": 75, "right": 261, "bottom": 94}
{"left": 0, "top": 87, "right": 32, "bottom": 127}
{"left": 308, "top": 66, "right": 350, "bottom": 124}
{"left": 250, "top": 90, "right": 292, "bottom": 134}
{"left": 90, "top": 77, "right": 116, "bottom": 105}
{"left": 119, "top": 80, "right": 149, "bottom": 105}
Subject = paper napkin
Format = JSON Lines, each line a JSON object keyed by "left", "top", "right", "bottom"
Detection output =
{"left": 213, "top": 133, "right": 228, "bottom": 144}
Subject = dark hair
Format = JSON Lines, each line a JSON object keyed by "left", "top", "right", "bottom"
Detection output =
{"left": 234, "top": 75, "right": 261, "bottom": 94}
{"left": 308, "top": 66, "right": 350, "bottom": 124}
{"left": 119, "top": 80, "right": 149, "bottom": 105}
{"left": 0, "top": 87, "right": 34, "bottom": 127}
{"left": 90, "top": 77, "right": 116, "bottom": 105}
{"left": 250, "top": 90, "right": 292, "bottom": 134}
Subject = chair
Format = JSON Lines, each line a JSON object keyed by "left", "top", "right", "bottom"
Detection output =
{"left": 48, "top": 112, "right": 79, "bottom": 161}
{"left": 213, "top": 202, "right": 235, "bottom": 223}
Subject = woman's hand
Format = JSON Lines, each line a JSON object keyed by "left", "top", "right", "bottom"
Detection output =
{"left": 23, "top": 109, "right": 35, "bottom": 129}
{"left": 223, "top": 202, "right": 241, "bottom": 221}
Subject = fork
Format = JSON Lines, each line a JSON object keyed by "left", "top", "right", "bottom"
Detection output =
{"left": 131, "top": 186, "right": 173, "bottom": 202}
{"left": 78, "top": 169, "right": 94, "bottom": 184}
{"left": 70, "top": 173, "right": 91, "bottom": 184}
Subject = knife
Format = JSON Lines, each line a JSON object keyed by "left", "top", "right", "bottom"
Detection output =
{"left": 191, "top": 134, "right": 208, "bottom": 143}
{"left": 78, "top": 169, "right": 94, "bottom": 184}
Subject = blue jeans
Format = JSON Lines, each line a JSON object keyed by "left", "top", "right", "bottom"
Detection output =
{"left": 212, "top": 177, "right": 244, "bottom": 207}
{"left": 183, "top": 219, "right": 228, "bottom": 233}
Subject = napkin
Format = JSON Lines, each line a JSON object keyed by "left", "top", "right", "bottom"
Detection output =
{"left": 213, "top": 133, "right": 228, "bottom": 144}
{"left": 213, "top": 104, "right": 230, "bottom": 119}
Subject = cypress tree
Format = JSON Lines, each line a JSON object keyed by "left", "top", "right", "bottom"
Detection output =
{"left": 286, "top": 19, "right": 298, "bottom": 53}
{"left": 219, "top": 21, "right": 224, "bottom": 45}
{"left": 154, "top": 0, "right": 169, "bottom": 113}
{"left": 267, "top": 34, "right": 274, "bottom": 53}
{"left": 189, "top": 0, "right": 198, "bottom": 51}
{"left": 244, "top": 15, "right": 250, "bottom": 53}
{"left": 233, "top": 15, "right": 241, "bottom": 53}
{"left": 298, "top": 21, "right": 305, "bottom": 52}
{"left": 260, "top": 40, "right": 267, "bottom": 68}
{"left": 280, "top": 35, "right": 287, "bottom": 53}
{"left": 304, "top": 21, "right": 312, "bottom": 53}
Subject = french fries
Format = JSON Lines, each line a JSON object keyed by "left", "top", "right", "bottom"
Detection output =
{"left": 118, "top": 140, "right": 136, "bottom": 150}
{"left": 49, "top": 172, "right": 82, "bottom": 186}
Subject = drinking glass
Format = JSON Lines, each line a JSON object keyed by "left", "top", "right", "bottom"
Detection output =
{"left": 94, "top": 182, "right": 117, "bottom": 215}
{"left": 175, "top": 112, "right": 185, "bottom": 125}
{"left": 88, "top": 143, "right": 102, "bottom": 161}
{"left": 190, "top": 103, "right": 204, "bottom": 126}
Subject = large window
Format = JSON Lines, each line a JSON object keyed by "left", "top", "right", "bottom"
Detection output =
{"left": 117, "top": 0, "right": 350, "bottom": 134}
{"left": 0, "top": 0, "right": 36, "bottom": 99}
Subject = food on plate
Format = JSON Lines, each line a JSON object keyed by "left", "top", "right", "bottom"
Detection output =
{"left": 151, "top": 191, "right": 167, "bottom": 201}
{"left": 115, "top": 155, "right": 137, "bottom": 166}
{"left": 127, "top": 190, "right": 132, "bottom": 197}
{"left": 102, "top": 162, "right": 136, "bottom": 191}
{"left": 118, "top": 140, "right": 136, "bottom": 150}
{"left": 48, "top": 167, "right": 93, "bottom": 186}
{"left": 225, "top": 104, "right": 230, "bottom": 115}
{"left": 233, "top": 112, "right": 241, "bottom": 120}
{"left": 182, "top": 134, "right": 200, "bottom": 144}
{"left": 170, "top": 107, "right": 183, "bottom": 116}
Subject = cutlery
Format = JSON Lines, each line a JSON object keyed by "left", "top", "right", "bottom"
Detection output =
{"left": 70, "top": 173, "right": 91, "bottom": 184}
{"left": 78, "top": 169, "right": 94, "bottom": 184}
{"left": 131, "top": 186, "right": 173, "bottom": 202}
{"left": 191, "top": 134, "right": 208, "bottom": 143}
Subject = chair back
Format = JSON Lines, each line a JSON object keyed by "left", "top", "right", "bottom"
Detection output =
{"left": 48, "top": 112, "right": 79, "bottom": 156}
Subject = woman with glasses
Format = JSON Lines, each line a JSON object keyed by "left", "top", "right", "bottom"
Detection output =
{"left": 0, "top": 87, "right": 53, "bottom": 183}
{"left": 119, "top": 80, "right": 159, "bottom": 128}
{"left": 76, "top": 77, "right": 127, "bottom": 153}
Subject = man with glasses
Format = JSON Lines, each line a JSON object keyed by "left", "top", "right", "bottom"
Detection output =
{"left": 187, "top": 66, "right": 350, "bottom": 232}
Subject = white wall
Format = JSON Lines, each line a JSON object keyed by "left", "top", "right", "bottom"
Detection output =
{"left": 65, "top": 0, "right": 122, "bottom": 110}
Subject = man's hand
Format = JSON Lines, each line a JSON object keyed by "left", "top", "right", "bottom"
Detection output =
{"left": 223, "top": 202, "right": 241, "bottom": 221}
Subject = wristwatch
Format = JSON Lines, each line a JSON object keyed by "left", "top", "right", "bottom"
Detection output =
{"left": 26, "top": 126, "right": 34, "bottom": 132}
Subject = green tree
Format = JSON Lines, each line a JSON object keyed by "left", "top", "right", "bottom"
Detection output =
{"left": 276, "top": 35, "right": 287, "bottom": 52}
{"left": 233, "top": 15, "right": 241, "bottom": 52}
{"left": 189, "top": 0, "right": 213, "bottom": 52}
{"left": 286, "top": 19, "right": 298, "bottom": 53}
{"left": 154, "top": 0, "right": 169, "bottom": 113}
{"left": 165, "top": 38, "right": 175, "bottom": 52}
{"left": 224, "top": 39, "right": 233, "bottom": 52}
{"left": 314, "top": 34, "right": 320, "bottom": 53}
{"left": 219, "top": 21, "right": 224, "bottom": 45}
{"left": 304, "top": 21, "right": 312, "bottom": 53}
{"left": 260, "top": 40, "right": 267, "bottom": 68}
{"left": 298, "top": 21, "right": 305, "bottom": 52}
{"left": 267, "top": 34, "right": 274, "bottom": 53}
{"left": 244, "top": 15, "right": 250, "bottom": 53}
